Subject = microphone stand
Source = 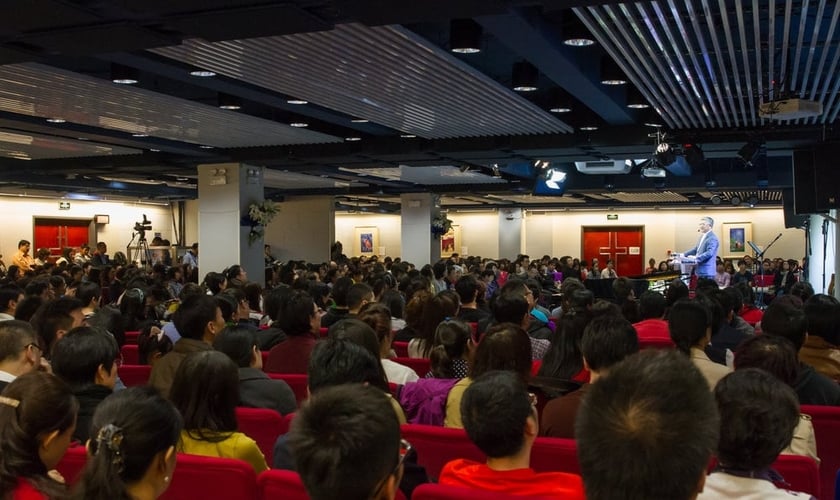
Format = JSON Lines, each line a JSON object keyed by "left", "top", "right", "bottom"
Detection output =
{"left": 749, "top": 233, "right": 783, "bottom": 308}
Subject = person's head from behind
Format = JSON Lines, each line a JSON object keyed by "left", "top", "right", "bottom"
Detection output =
{"left": 170, "top": 351, "right": 239, "bottom": 438}
{"left": 714, "top": 369, "right": 799, "bottom": 471}
{"left": 454, "top": 274, "right": 480, "bottom": 305}
{"left": 0, "top": 320, "right": 42, "bottom": 377}
{"left": 330, "top": 277, "right": 354, "bottom": 308}
{"left": 638, "top": 291, "right": 666, "bottom": 320}
{"left": 804, "top": 294, "right": 840, "bottom": 346}
{"left": 289, "top": 383, "right": 403, "bottom": 500}
{"left": 213, "top": 325, "right": 261, "bottom": 370}
{"left": 581, "top": 315, "right": 639, "bottom": 376}
{"left": 0, "top": 372, "right": 78, "bottom": 495}
{"left": 576, "top": 350, "right": 719, "bottom": 500}
{"left": 358, "top": 302, "right": 393, "bottom": 355}
{"left": 74, "top": 387, "right": 183, "bottom": 500}
{"left": 51, "top": 326, "right": 120, "bottom": 391}
{"left": 668, "top": 299, "right": 711, "bottom": 355}
{"left": 30, "top": 296, "right": 85, "bottom": 357}
{"left": 328, "top": 319, "right": 389, "bottom": 392}
{"left": 430, "top": 319, "right": 471, "bottom": 379}
{"left": 470, "top": 323, "right": 532, "bottom": 384}
{"left": 761, "top": 297, "right": 807, "bottom": 352}
{"left": 346, "top": 283, "right": 375, "bottom": 314}
{"left": 789, "top": 281, "right": 814, "bottom": 302}
{"left": 278, "top": 290, "right": 318, "bottom": 336}
{"left": 172, "top": 294, "right": 224, "bottom": 343}
{"left": 461, "top": 370, "right": 535, "bottom": 459}
{"left": 664, "top": 278, "right": 689, "bottom": 307}
{"left": 137, "top": 326, "right": 173, "bottom": 366}
{"left": 307, "top": 337, "right": 383, "bottom": 395}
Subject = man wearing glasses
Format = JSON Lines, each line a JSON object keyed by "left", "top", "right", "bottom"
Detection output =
{"left": 0, "top": 320, "right": 42, "bottom": 392}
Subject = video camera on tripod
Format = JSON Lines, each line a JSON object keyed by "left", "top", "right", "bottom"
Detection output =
{"left": 133, "top": 214, "right": 152, "bottom": 241}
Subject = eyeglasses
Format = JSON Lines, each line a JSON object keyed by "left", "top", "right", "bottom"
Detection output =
{"left": 371, "top": 439, "right": 412, "bottom": 497}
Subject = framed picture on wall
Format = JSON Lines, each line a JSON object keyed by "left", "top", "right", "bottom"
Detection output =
{"left": 354, "top": 226, "right": 378, "bottom": 257}
{"left": 441, "top": 225, "right": 461, "bottom": 258}
{"left": 721, "top": 222, "right": 752, "bottom": 259}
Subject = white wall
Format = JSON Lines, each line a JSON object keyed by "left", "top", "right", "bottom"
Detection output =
{"left": 336, "top": 214, "right": 402, "bottom": 258}
{"left": 0, "top": 196, "right": 174, "bottom": 261}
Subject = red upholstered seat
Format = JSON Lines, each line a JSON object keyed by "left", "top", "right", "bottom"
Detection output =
{"left": 55, "top": 445, "right": 87, "bottom": 486}
{"left": 400, "top": 424, "right": 484, "bottom": 481}
{"left": 124, "top": 330, "right": 141, "bottom": 344}
{"left": 257, "top": 470, "right": 310, "bottom": 500}
{"left": 318, "top": 327, "right": 328, "bottom": 337}
{"left": 772, "top": 454, "right": 821, "bottom": 498}
{"left": 266, "top": 373, "right": 308, "bottom": 406}
{"left": 801, "top": 404, "right": 840, "bottom": 499}
{"left": 121, "top": 344, "right": 139, "bottom": 365}
{"left": 118, "top": 364, "right": 151, "bottom": 387}
{"left": 160, "top": 454, "right": 257, "bottom": 500}
{"left": 412, "top": 483, "right": 530, "bottom": 500}
{"left": 638, "top": 337, "right": 676, "bottom": 350}
{"left": 392, "top": 357, "right": 431, "bottom": 378}
{"left": 393, "top": 341, "right": 409, "bottom": 357}
{"left": 530, "top": 437, "right": 580, "bottom": 474}
{"left": 260, "top": 350, "right": 269, "bottom": 367}
{"left": 235, "top": 407, "right": 288, "bottom": 466}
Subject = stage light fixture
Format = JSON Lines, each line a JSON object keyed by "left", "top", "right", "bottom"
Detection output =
{"left": 544, "top": 168, "right": 567, "bottom": 190}
{"left": 450, "top": 19, "right": 482, "bottom": 54}
{"left": 111, "top": 64, "right": 139, "bottom": 85}
{"left": 512, "top": 62, "right": 538, "bottom": 92}
{"left": 655, "top": 142, "right": 677, "bottom": 166}
{"left": 600, "top": 56, "right": 627, "bottom": 85}
{"left": 491, "top": 164, "right": 502, "bottom": 177}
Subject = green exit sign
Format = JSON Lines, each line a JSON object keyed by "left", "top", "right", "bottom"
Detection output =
{"left": 607, "top": 214, "right": 618, "bottom": 220}
{"left": 59, "top": 201, "right": 71, "bottom": 210}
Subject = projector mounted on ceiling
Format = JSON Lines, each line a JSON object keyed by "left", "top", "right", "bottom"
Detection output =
{"left": 758, "top": 98, "right": 822, "bottom": 120}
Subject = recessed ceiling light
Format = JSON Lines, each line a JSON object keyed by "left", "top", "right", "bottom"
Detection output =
{"left": 199, "top": 145, "right": 214, "bottom": 149}
{"left": 345, "top": 137, "right": 362, "bottom": 142}
{"left": 46, "top": 118, "right": 66, "bottom": 123}
{"left": 627, "top": 103, "right": 650, "bottom": 109}
{"left": 190, "top": 69, "right": 216, "bottom": 77}
{"left": 218, "top": 93, "right": 242, "bottom": 110}
{"left": 289, "top": 122, "right": 308, "bottom": 128}
{"left": 149, "top": 148, "right": 160, "bottom": 152}
{"left": 351, "top": 118, "right": 369, "bottom": 123}
{"left": 579, "top": 126, "right": 599, "bottom": 131}
{"left": 400, "top": 134, "right": 416, "bottom": 138}
{"left": 132, "top": 133, "right": 149, "bottom": 138}
{"left": 77, "top": 137, "right": 89, "bottom": 141}
{"left": 550, "top": 107, "right": 572, "bottom": 113}
{"left": 287, "top": 99, "right": 308, "bottom": 105}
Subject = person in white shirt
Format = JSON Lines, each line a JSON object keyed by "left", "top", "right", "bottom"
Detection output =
{"left": 358, "top": 303, "right": 419, "bottom": 385}
{"left": 0, "top": 320, "right": 42, "bottom": 392}
{"left": 600, "top": 259, "right": 617, "bottom": 279}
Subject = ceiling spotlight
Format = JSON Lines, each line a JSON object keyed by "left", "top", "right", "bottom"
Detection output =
{"left": 351, "top": 118, "right": 369, "bottom": 123}
{"left": 626, "top": 86, "right": 650, "bottom": 109}
{"left": 600, "top": 56, "right": 627, "bottom": 85}
{"left": 710, "top": 194, "right": 722, "bottom": 205}
{"left": 345, "top": 137, "right": 361, "bottom": 142}
{"left": 534, "top": 160, "right": 551, "bottom": 171}
{"left": 563, "top": 15, "right": 595, "bottom": 46}
{"left": 190, "top": 69, "right": 216, "bottom": 77}
{"left": 550, "top": 106, "right": 572, "bottom": 113}
{"left": 512, "top": 61, "right": 538, "bottom": 92}
{"left": 46, "top": 118, "right": 66, "bottom": 123}
{"left": 131, "top": 133, "right": 149, "bottom": 138}
{"left": 655, "top": 142, "right": 677, "bottom": 166}
{"left": 218, "top": 93, "right": 242, "bottom": 110}
{"left": 149, "top": 148, "right": 161, "bottom": 152}
{"left": 289, "top": 122, "right": 308, "bottom": 128}
{"left": 450, "top": 18, "right": 482, "bottom": 54}
{"left": 544, "top": 168, "right": 567, "bottom": 189}
{"left": 491, "top": 164, "right": 502, "bottom": 177}
{"left": 400, "top": 134, "right": 417, "bottom": 138}
{"left": 730, "top": 195, "right": 742, "bottom": 206}
{"left": 579, "top": 125, "right": 598, "bottom": 131}
{"left": 111, "top": 63, "right": 139, "bottom": 85}
{"left": 287, "top": 98, "right": 308, "bottom": 105}
{"left": 199, "top": 145, "right": 215, "bottom": 149}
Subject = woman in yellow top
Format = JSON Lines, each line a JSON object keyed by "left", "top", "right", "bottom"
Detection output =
{"left": 170, "top": 351, "right": 268, "bottom": 473}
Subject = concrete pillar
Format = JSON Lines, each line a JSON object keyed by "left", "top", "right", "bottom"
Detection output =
{"left": 197, "top": 163, "right": 265, "bottom": 285}
{"left": 499, "top": 207, "right": 523, "bottom": 260}
{"left": 265, "top": 196, "right": 335, "bottom": 263}
{"left": 401, "top": 193, "right": 441, "bottom": 265}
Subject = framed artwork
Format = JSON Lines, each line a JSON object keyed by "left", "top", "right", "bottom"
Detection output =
{"left": 353, "top": 226, "right": 379, "bottom": 257}
{"left": 721, "top": 222, "right": 752, "bottom": 258}
{"left": 440, "top": 225, "right": 461, "bottom": 258}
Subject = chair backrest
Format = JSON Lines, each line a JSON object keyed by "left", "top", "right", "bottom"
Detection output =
{"left": 267, "top": 373, "right": 308, "bottom": 406}
{"left": 772, "top": 454, "right": 821, "bottom": 498}
{"left": 121, "top": 344, "right": 140, "bottom": 365}
{"left": 400, "top": 424, "right": 484, "bottom": 481}
{"left": 118, "top": 364, "right": 152, "bottom": 387}
{"left": 530, "top": 437, "right": 580, "bottom": 474}
{"left": 638, "top": 337, "right": 676, "bottom": 350}
{"left": 392, "top": 357, "right": 431, "bottom": 378}
{"left": 257, "top": 470, "right": 310, "bottom": 500}
{"left": 124, "top": 330, "right": 141, "bottom": 344}
{"left": 160, "top": 454, "right": 257, "bottom": 500}
{"left": 55, "top": 445, "right": 88, "bottom": 486}
{"left": 412, "top": 483, "right": 527, "bottom": 500}
{"left": 235, "top": 407, "right": 287, "bottom": 466}
{"left": 393, "top": 341, "right": 409, "bottom": 357}
{"left": 801, "top": 404, "right": 840, "bottom": 499}
{"left": 261, "top": 350, "right": 269, "bottom": 367}
{"left": 753, "top": 274, "right": 775, "bottom": 287}
{"left": 318, "top": 327, "right": 328, "bottom": 338}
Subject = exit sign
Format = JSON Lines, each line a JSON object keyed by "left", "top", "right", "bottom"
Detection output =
{"left": 607, "top": 214, "right": 618, "bottom": 220}
{"left": 59, "top": 201, "right": 71, "bottom": 210}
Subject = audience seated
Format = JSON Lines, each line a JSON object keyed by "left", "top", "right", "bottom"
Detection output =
{"left": 799, "top": 294, "right": 840, "bottom": 382}
{"left": 51, "top": 326, "right": 119, "bottom": 443}
{"left": 136, "top": 325, "right": 173, "bottom": 366}
{"left": 0, "top": 371, "right": 78, "bottom": 499}
{"left": 149, "top": 295, "right": 225, "bottom": 399}
{"left": 454, "top": 275, "right": 490, "bottom": 324}
{"left": 358, "top": 302, "right": 419, "bottom": 384}
{"left": 30, "top": 296, "right": 85, "bottom": 358}
{"left": 576, "top": 350, "right": 719, "bottom": 500}
{"left": 214, "top": 325, "right": 296, "bottom": 416}
{"left": 408, "top": 291, "right": 459, "bottom": 358}
{"left": 439, "top": 370, "right": 585, "bottom": 499}
{"left": 256, "top": 286, "right": 290, "bottom": 350}
{"left": 669, "top": 299, "right": 731, "bottom": 389}
{"left": 288, "top": 383, "right": 406, "bottom": 500}
{"left": 482, "top": 287, "right": 550, "bottom": 361}
{"left": 541, "top": 314, "right": 639, "bottom": 438}
{"left": 632, "top": 291, "right": 672, "bottom": 345}
{"left": 698, "top": 369, "right": 810, "bottom": 499}
{"left": 319, "top": 277, "right": 352, "bottom": 328}
{"left": 0, "top": 320, "right": 42, "bottom": 392}
{"left": 170, "top": 351, "right": 268, "bottom": 473}
{"left": 427, "top": 319, "right": 471, "bottom": 379}
{"left": 70, "top": 386, "right": 182, "bottom": 500}
{"left": 537, "top": 289, "right": 595, "bottom": 382}
{"left": 264, "top": 290, "right": 320, "bottom": 374}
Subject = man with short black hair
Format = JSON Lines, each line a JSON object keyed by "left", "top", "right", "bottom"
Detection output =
{"left": 455, "top": 274, "right": 489, "bottom": 323}
{"left": 289, "top": 383, "right": 405, "bottom": 500}
{"left": 576, "top": 350, "right": 719, "bottom": 500}
{"left": 12, "top": 239, "right": 35, "bottom": 272}
{"left": 29, "top": 296, "right": 85, "bottom": 358}
{"left": 0, "top": 284, "right": 23, "bottom": 321}
{"left": 346, "top": 282, "right": 375, "bottom": 317}
{"left": 320, "top": 276, "right": 353, "bottom": 328}
{"left": 439, "top": 370, "right": 585, "bottom": 498}
{"left": 633, "top": 290, "right": 671, "bottom": 344}
{"left": 0, "top": 320, "right": 41, "bottom": 392}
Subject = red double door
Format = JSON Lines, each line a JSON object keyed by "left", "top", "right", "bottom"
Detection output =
{"left": 33, "top": 218, "right": 92, "bottom": 256}
{"left": 582, "top": 226, "right": 645, "bottom": 277}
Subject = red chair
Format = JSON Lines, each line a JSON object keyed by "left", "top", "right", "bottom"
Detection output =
{"left": 530, "top": 437, "right": 580, "bottom": 474}
{"left": 392, "top": 357, "right": 431, "bottom": 378}
{"left": 393, "top": 341, "right": 409, "bottom": 357}
{"left": 638, "top": 337, "right": 676, "bottom": 350}
{"left": 400, "top": 424, "right": 484, "bottom": 480}
{"left": 121, "top": 344, "right": 139, "bottom": 365}
{"left": 257, "top": 470, "right": 310, "bottom": 500}
{"left": 801, "top": 405, "right": 840, "bottom": 499}
{"left": 55, "top": 445, "right": 87, "bottom": 486}
{"left": 267, "top": 373, "right": 308, "bottom": 406}
{"left": 235, "top": 407, "right": 288, "bottom": 466}
{"left": 119, "top": 364, "right": 152, "bottom": 387}
{"left": 318, "top": 327, "right": 329, "bottom": 338}
{"left": 261, "top": 350, "right": 269, "bottom": 367}
{"left": 124, "top": 330, "right": 141, "bottom": 344}
{"left": 772, "top": 455, "right": 820, "bottom": 498}
{"left": 413, "top": 483, "right": 529, "bottom": 500}
{"left": 160, "top": 454, "right": 257, "bottom": 500}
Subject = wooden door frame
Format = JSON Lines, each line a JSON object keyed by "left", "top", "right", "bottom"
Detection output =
{"left": 580, "top": 225, "right": 646, "bottom": 271}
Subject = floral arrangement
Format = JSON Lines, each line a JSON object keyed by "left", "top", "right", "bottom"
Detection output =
{"left": 431, "top": 213, "right": 453, "bottom": 239}
{"left": 243, "top": 200, "right": 279, "bottom": 244}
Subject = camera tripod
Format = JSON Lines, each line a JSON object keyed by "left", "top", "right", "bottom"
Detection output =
{"left": 127, "top": 232, "right": 153, "bottom": 270}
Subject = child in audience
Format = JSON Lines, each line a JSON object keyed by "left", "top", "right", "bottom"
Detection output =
{"left": 170, "top": 351, "right": 268, "bottom": 473}
{"left": 0, "top": 372, "right": 78, "bottom": 499}
{"left": 71, "top": 386, "right": 182, "bottom": 500}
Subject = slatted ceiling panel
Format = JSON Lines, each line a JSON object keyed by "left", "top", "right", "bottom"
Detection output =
{"left": 340, "top": 165, "right": 508, "bottom": 185}
{"left": 577, "top": 0, "right": 840, "bottom": 129}
{"left": 0, "top": 63, "right": 342, "bottom": 148}
{"left": 0, "top": 129, "right": 140, "bottom": 160}
{"left": 515, "top": 194, "right": 586, "bottom": 204}
{"left": 584, "top": 193, "right": 611, "bottom": 200}
{"left": 263, "top": 169, "right": 367, "bottom": 190}
{"left": 721, "top": 190, "right": 783, "bottom": 202}
{"left": 152, "top": 23, "right": 572, "bottom": 139}
{"left": 602, "top": 191, "right": 690, "bottom": 203}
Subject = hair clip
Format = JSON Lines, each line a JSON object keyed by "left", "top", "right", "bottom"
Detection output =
{"left": 95, "top": 424, "right": 126, "bottom": 473}
{"left": 0, "top": 396, "right": 20, "bottom": 408}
